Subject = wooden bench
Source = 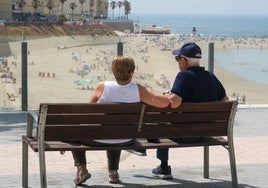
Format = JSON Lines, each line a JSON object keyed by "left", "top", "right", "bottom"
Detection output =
{"left": 22, "top": 101, "right": 238, "bottom": 188}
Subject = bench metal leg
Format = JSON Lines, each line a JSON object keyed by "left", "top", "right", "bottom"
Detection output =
{"left": 38, "top": 104, "right": 48, "bottom": 188}
{"left": 39, "top": 146, "right": 47, "bottom": 188}
{"left": 22, "top": 140, "right": 28, "bottom": 188}
{"left": 203, "top": 146, "right": 209, "bottom": 178}
{"left": 228, "top": 140, "right": 238, "bottom": 188}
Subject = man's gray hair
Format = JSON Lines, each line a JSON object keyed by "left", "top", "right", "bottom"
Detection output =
{"left": 186, "top": 57, "right": 201, "bottom": 66}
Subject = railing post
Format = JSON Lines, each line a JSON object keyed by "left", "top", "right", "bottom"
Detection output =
{"left": 21, "top": 41, "right": 28, "bottom": 111}
{"left": 117, "top": 42, "right": 123, "bottom": 55}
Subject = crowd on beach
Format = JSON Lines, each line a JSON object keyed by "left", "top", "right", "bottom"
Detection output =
{"left": 70, "top": 35, "right": 175, "bottom": 94}
{"left": 1, "top": 33, "right": 268, "bottom": 109}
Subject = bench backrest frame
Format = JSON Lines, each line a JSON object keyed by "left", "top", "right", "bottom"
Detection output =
{"left": 34, "top": 101, "right": 238, "bottom": 142}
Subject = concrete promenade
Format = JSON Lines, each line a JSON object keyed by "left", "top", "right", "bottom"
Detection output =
{"left": 0, "top": 106, "right": 267, "bottom": 188}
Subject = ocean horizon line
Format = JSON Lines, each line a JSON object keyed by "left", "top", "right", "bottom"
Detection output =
{"left": 131, "top": 14, "right": 268, "bottom": 37}
{"left": 131, "top": 13, "right": 268, "bottom": 17}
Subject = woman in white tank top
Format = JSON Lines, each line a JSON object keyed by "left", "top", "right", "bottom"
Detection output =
{"left": 72, "top": 55, "right": 170, "bottom": 185}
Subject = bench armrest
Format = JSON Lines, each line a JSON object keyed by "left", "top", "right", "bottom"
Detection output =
{"left": 26, "top": 110, "right": 38, "bottom": 137}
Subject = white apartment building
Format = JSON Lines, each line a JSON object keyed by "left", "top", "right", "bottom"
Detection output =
{"left": 0, "top": 0, "right": 108, "bottom": 21}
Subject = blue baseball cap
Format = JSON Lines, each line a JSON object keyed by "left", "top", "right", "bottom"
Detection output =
{"left": 172, "top": 42, "right": 202, "bottom": 58}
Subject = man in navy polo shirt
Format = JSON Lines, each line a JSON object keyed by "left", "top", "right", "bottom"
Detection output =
{"left": 152, "top": 42, "right": 229, "bottom": 179}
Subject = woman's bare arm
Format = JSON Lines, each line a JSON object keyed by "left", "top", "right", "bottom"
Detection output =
{"left": 88, "top": 82, "right": 104, "bottom": 103}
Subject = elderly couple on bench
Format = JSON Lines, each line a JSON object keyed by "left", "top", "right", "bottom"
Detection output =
{"left": 72, "top": 42, "right": 228, "bottom": 185}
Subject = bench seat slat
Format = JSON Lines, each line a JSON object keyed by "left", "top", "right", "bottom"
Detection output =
{"left": 22, "top": 136, "right": 228, "bottom": 152}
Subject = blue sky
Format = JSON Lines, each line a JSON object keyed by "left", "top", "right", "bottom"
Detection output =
{"left": 127, "top": 0, "right": 268, "bottom": 15}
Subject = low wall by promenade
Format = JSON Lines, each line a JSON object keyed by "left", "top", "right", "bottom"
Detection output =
{"left": 103, "top": 20, "right": 134, "bottom": 33}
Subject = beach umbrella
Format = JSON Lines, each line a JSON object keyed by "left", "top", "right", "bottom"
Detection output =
{"left": 79, "top": 80, "right": 90, "bottom": 86}
{"left": 74, "top": 80, "right": 81, "bottom": 84}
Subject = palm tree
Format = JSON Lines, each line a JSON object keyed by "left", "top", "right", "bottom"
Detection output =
{"left": 46, "top": 0, "right": 54, "bottom": 17}
{"left": 110, "top": 1, "right": 116, "bottom": 19}
{"left": 89, "top": 0, "right": 95, "bottom": 20}
{"left": 69, "top": 2, "right": 77, "bottom": 21}
{"left": 96, "top": 0, "right": 102, "bottom": 18}
{"left": 58, "top": 0, "right": 67, "bottom": 23}
{"left": 16, "top": 0, "right": 26, "bottom": 21}
{"left": 104, "top": 2, "right": 108, "bottom": 18}
{"left": 59, "top": 0, "right": 67, "bottom": 16}
{"left": 123, "top": 0, "right": 131, "bottom": 20}
{"left": 117, "top": 1, "right": 123, "bottom": 19}
{"left": 79, "top": 0, "right": 86, "bottom": 15}
{"left": 32, "top": 0, "right": 40, "bottom": 21}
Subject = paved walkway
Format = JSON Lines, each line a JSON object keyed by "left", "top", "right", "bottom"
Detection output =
{"left": 0, "top": 106, "right": 267, "bottom": 187}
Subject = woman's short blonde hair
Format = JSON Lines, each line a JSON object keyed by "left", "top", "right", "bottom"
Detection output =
{"left": 112, "top": 55, "right": 135, "bottom": 82}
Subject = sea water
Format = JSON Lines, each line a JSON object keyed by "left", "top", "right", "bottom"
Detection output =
{"left": 130, "top": 14, "right": 268, "bottom": 85}
{"left": 131, "top": 14, "right": 268, "bottom": 37}
{"left": 215, "top": 48, "right": 268, "bottom": 85}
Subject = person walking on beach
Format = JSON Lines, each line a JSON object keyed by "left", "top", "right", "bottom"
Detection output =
{"left": 152, "top": 42, "right": 229, "bottom": 179}
{"left": 71, "top": 55, "right": 170, "bottom": 185}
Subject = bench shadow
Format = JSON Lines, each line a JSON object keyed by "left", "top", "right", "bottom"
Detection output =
{"left": 77, "top": 185, "right": 114, "bottom": 188}
{"left": 0, "top": 112, "right": 27, "bottom": 132}
{"left": 117, "top": 175, "right": 258, "bottom": 188}
{"left": 77, "top": 176, "right": 259, "bottom": 188}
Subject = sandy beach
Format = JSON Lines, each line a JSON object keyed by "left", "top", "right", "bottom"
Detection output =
{"left": 1, "top": 33, "right": 268, "bottom": 110}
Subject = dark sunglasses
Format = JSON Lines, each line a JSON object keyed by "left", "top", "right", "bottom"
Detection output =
{"left": 175, "top": 55, "right": 186, "bottom": 61}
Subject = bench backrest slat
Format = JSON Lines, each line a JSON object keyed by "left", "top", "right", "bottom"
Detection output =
{"left": 45, "top": 114, "right": 142, "bottom": 125}
{"left": 145, "top": 102, "right": 233, "bottom": 112}
{"left": 39, "top": 103, "right": 143, "bottom": 125}
{"left": 42, "top": 103, "right": 143, "bottom": 114}
{"left": 143, "top": 112, "right": 230, "bottom": 123}
{"left": 44, "top": 122, "right": 228, "bottom": 141}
